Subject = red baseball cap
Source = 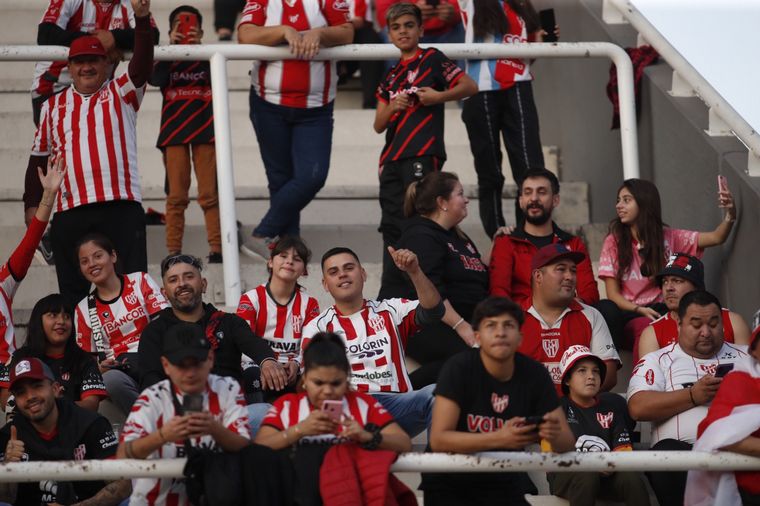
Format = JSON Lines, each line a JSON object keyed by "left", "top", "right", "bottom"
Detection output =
{"left": 531, "top": 243, "right": 586, "bottom": 271}
{"left": 9, "top": 358, "right": 56, "bottom": 391}
{"left": 69, "top": 36, "right": 107, "bottom": 59}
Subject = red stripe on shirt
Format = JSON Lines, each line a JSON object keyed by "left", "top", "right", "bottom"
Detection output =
{"left": 87, "top": 95, "right": 105, "bottom": 202}
{"left": 392, "top": 113, "right": 433, "bottom": 161}
{"left": 70, "top": 93, "right": 89, "bottom": 205}
{"left": 101, "top": 94, "right": 121, "bottom": 199}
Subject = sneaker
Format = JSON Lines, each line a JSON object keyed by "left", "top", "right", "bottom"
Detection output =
{"left": 240, "top": 234, "right": 278, "bottom": 260}
{"left": 208, "top": 252, "right": 223, "bottom": 264}
{"left": 34, "top": 229, "right": 55, "bottom": 265}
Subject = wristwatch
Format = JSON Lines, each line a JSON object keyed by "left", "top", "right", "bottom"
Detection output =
{"left": 361, "top": 423, "right": 383, "bottom": 450}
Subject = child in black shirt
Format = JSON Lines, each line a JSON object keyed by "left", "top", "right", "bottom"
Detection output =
{"left": 373, "top": 2, "right": 477, "bottom": 289}
{"left": 549, "top": 345, "right": 651, "bottom": 506}
{"left": 423, "top": 297, "right": 575, "bottom": 505}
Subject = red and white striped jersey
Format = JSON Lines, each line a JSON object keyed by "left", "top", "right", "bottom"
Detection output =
{"left": 75, "top": 272, "right": 168, "bottom": 357}
{"left": 262, "top": 390, "right": 393, "bottom": 443}
{"left": 32, "top": 0, "right": 137, "bottom": 99}
{"left": 239, "top": 0, "right": 350, "bottom": 108}
{"left": 122, "top": 375, "right": 250, "bottom": 506}
{"left": 0, "top": 266, "right": 21, "bottom": 365}
{"left": 348, "top": 0, "right": 371, "bottom": 22}
{"left": 31, "top": 72, "right": 145, "bottom": 212}
{"left": 300, "top": 299, "right": 420, "bottom": 393}
{"left": 237, "top": 283, "right": 320, "bottom": 364}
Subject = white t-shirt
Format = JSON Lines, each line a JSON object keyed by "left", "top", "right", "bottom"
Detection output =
{"left": 628, "top": 341, "right": 748, "bottom": 445}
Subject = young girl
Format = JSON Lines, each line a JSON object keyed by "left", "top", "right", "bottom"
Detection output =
{"left": 597, "top": 178, "right": 736, "bottom": 347}
{"left": 75, "top": 233, "right": 168, "bottom": 415}
{"left": 255, "top": 332, "right": 411, "bottom": 502}
{"left": 1, "top": 294, "right": 106, "bottom": 412}
{"left": 237, "top": 237, "right": 320, "bottom": 399}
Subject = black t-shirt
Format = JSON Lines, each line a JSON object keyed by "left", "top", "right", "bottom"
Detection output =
{"left": 421, "top": 350, "right": 559, "bottom": 493}
{"left": 376, "top": 47, "right": 464, "bottom": 166}
{"left": 381, "top": 216, "right": 488, "bottom": 320}
{"left": 561, "top": 393, "right": 632, "bottom": 452}
{"left": 0, "top": 400, "right": 118, "bottom": 505}
{"left": 0, "top": 350, "right": 106, "bottom": 402}
{"left": 523, "top": 231, "right": 554, "bottom": 249}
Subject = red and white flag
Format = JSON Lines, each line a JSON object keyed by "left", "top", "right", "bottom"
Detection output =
{"left": 685, "top": 356, "right": 760, "bottom": 506}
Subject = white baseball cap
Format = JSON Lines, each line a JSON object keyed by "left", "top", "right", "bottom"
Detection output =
{"left": 559, "top": 345, "right": 606, "bottom": 394}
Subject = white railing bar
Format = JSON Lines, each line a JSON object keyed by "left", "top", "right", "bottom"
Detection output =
{"left": 0, "top": 42, "right": 638, "bottom": 306}
{"left": 0, "top": 452, "right": 758, "bottom": 482}
{"left": 609, "top": 0, "right": 760, "bottom": 159}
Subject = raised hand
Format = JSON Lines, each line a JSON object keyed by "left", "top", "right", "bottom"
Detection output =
{"left": 387, "top": 247, "right": 420, "bottom": 274}
{"left": 4, "top": 425, "right": 25, "bottom": 463}
{"left": 38, "top": 154, "right": 66, "bottom": 196}
{"left": 131, "top": 0, "right": 150, "bottom": 18}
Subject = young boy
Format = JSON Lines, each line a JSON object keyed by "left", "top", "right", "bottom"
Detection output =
{"left": 374, "top": 2, "right": 477, "bottom": 292}
{"left": 550, "top": 345, "right": 651, "bottom": 506}
{"left": 423, "top": 296, "right": 574, "bottom": 505}
{"left": 150, "top": 6, "right": 221, "bottom": 263}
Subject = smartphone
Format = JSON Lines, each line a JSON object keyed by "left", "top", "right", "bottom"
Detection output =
{"left": 717, "top": 175, "right": 729, "bottom": 194}
{"left": 524, "top": 415, "right": 545, "bottom": 427}
{"left": 321, "top": 399, "right": 343, "bottom": 423}
{"left": 714, "top": 363, "right": 734, "bottom": 378}
{"left": 177, "top": 13, "right": 199, "bottom": 43}
{"left": 539, "top": 9, "right": 557, "bottom": 43}
{"left": 182, "top": 394, "right": 204, "bottom": 413}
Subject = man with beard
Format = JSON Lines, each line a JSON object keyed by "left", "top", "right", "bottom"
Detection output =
{"left": 0, "top": 358, "right": 130, "bottom": 505}
{"left": 137, "top": 254, "right": 286, "bottom": 432}
{"left": 489, "top": 168, "right": 599, "bottom": 306}
{"left": 519, "top": 244, "right": 620, "bottom": 395}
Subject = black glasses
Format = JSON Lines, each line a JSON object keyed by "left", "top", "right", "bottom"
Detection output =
{"left": 160, "top": 253, "right": 203, "bottom": 277}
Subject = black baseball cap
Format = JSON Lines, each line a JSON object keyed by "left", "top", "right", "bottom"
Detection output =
{"left": 162, "top": 323, "right": 211, "bottom": 365}
{"left": 656, "top": 253, "right": 705, "bottom": 290}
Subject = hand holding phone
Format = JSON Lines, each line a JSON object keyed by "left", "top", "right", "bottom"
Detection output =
{"left": 182, "top": 393, "right": 204, "bottom": 413}
{"left": 177, "top": 13, "right": 199, "bottom": 44}
{"left": 539, "top": 9, "right": 557, "bottom": 43}
{"left": 321, "top": 399, "right": 344, "bottom": 423}
{"left": 714, "top": 363, "right": 734, "bottom": 378}
{"left": 717, "top": 175, "right": 729, "bottom": 194}
{"left": 524, "top": 415, "right": 545, "bottom": 428}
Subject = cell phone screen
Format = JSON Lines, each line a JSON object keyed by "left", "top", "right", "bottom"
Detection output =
{"left": 321, "top": 400, "right": 343, "bottom": 423}
{"left": 714, "top": 363, "right": 734, "bottom": 378}
{"left": 539, "top": 9, "right": 557, "bottom": 43}
{"left": 182, "top": 394, "right": 204, "bottom": 413}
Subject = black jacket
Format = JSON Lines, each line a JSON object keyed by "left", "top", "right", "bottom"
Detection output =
{"left": 138, "top": 303, "right": 276, "bottom": 390}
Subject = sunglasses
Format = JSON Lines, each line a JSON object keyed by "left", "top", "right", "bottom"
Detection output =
{"left": 160, "top": 253, "right": 203, "bottom": 277}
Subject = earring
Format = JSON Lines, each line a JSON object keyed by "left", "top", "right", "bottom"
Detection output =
{"left": 443, "top": 207, "right": 448, "bottom": 211}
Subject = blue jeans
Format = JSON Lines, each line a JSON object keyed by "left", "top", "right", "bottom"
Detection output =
{"left": 247, "top": 402, "right": 272, "bottom": 438}
{"left": 372, "top": 384, "right": 435, "bottom": 438}
{"left": 249, "top": 91, "right": 334, "bottom": 237}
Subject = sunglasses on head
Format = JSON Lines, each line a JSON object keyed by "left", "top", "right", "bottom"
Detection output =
{"left": 160, "top": 253, "right": 203, "bottom": 277}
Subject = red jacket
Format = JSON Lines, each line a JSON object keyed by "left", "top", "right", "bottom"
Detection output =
{"left": 320, "top": 444, "right": 417, "bottom": 506}
{"left": 489, "top": 224, "right": 600, "bottom": 306}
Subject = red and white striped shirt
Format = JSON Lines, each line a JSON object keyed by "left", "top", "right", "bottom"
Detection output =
{"left": 32, "top": 0, "right": 138, "bottom": 99}
{"left": 122, "top": 375, "right": 250, "bottom": 506}
{"left": 262, "top": 390, "right": 393, "bottom": 443}
{"left": 75, "top": 272, "right": 168, "bottom": 358}
{"left": 0, "top": 267, "right": 22, "bottom": 365}
{"left": 300, "top": 299, "right": 420, "bottom": 393}
{"left": 31, "top": 71, "right": 145, "bottom": 212}
{"left": 239, "top": 0, "right": 350, "bottom": 108}
{"left": 237, "top": 284, "right": 320, "bottom": 364}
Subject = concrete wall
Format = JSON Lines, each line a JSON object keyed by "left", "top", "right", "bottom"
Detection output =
{"left": 529, "top": 0, "right": 760, "bottom": 322}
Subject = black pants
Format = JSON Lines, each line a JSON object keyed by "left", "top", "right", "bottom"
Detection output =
{"left": 548, "top": 471, "right": 651, "bottom": 506}
{"left": 338, "top": 25, "right": 384, "bottom": 109}
{"left": 406, "top": 323, "right": 470, "bottom": 389}
{"left": 214, "top": 0, "right": 246, "bottom": 31}
{"left": 461, "top": 83, "right": 544, "bottom": 238}
{"left": 378, "top": 156, "right": 439, "bottom": 296}
{"left": 51, "top": 200, "right": 147, "bottom": 306}
{"left": 647, "top": 438, "right": 692, "bottom": 506}
{"left": 594, "top": 299, "right": 667, "bottom": 349}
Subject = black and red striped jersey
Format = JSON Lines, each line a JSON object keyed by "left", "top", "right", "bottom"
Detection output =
{"left": 151, "top": 60, "right": 215, "bottom": 147}
{"left": 376, "top": 47, "right": 464, "bottom": 167}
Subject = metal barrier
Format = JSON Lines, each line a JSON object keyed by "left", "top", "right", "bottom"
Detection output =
{"left": 0, "top": 42, "right": 639, "bottom": 306}
{"left": 0, "top": 451, "right": 759, "bottom": 482}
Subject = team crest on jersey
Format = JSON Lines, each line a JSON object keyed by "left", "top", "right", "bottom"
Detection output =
{"left": 596, "top": 411, "right": 614, "bottom": 429}
{"left": 61, "top": 372, "right": 70, "bottom": 381}
{"left": 700, "top": 363, "right": 718, "bottom": 376}
{"left": 102, "top": 311, "right": 111, "bottom": 319}
{"left": 98, "top": 88, "right": 112, "bottom": 104}
{"left": 542, "top": 339, "right": 559, "bottom": 358}
{"left": 73, "top": 444, "right": 87, "bottom": 461}
{"left": 407, "top": 69, "right": 418, "bottom": 84}
{"left": 367, "top": 316, "right": 386, "bottom": 333}
{"left": 333, "top": 0, "right": 349, "bottom": 10}
{"left": 125, "top": 293, "right": 138, "bottom": 305}
{"left": 289, "top": 14, "right": 299, "bottom": 23}
{"left": 291, "top": 315, "right": 303, "bottom": 334}
{"left": 645, "top": 369, "right": 655, "bottom": 385}
{"left": 490, "top": 393, "right": 509, "bottom": 413}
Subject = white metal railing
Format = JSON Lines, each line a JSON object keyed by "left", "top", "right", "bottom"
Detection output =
{"left": 604, "top": 0, "right": 760, "bottom": 176}
{"left": 0, "top": 43, "right": 639, "bottom": 306}
{"left": 0, "top": 451, "right": 758, "bottom": 482}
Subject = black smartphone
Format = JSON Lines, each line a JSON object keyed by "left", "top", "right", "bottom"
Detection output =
{"left": 182, "top": 394, "right": 204, "bottom": 413}
{"left": 524, "top": 415, "right": 545, "bottom": 426}
{"left": 539, "top": 9, "right": 557, "bottom": 43}
{"left": 714, "top": 363, "right": 734, "bottom": 378}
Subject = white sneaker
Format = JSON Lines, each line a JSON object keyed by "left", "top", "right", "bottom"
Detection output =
{"left": 240, "top": 234, "right": 278, "bottom": 260}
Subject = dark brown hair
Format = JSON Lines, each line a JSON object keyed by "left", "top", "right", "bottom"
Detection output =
{"left": 473, "top": 0, "right": 539, "bottom": 39}
{"left": 403, "top": 171, "right": 461, "bottom": 218}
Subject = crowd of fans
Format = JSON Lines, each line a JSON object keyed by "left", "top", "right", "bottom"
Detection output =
{"left": 0, "top": 0, "right": 756, "bottom": 504}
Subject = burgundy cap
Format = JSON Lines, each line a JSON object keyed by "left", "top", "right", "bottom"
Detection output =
{"left": 531, "top": 243, "right": 586, "bottom": 271}
{"left": 9, "top": 358, "right": 56, "bottom": 391}
{"left": 69, "top": 36, "right": 107, "bottom": 59}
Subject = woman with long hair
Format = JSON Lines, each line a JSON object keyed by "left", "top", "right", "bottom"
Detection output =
{"left": 2, "top": 294, "right": 106, "bottom": 412}
{"left": 237, "top": 236, "right": 320, "bottom": 401}
{"left": 74, "top": 233, "right": 168, "bottom": 416}
{"left": 380, "top": 171, "right": 485, "bottom": 388}
{"left": 255, "top": 332, "right": 411, "bottom": 503}
{"left": 459, "top": 0, "right": 547, "bottom": 237}
{"left": 597, "top": 178, "right": 737, "bottom": 347}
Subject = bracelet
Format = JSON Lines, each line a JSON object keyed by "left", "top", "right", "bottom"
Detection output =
{"left": 688, "top": 386, "right": 697, "bottom": 406}
{"left": 38, "top": 200, "right": 55, "bottom": 208}
{"left": 452, "top": 318, "right": 465, "bottom": 330}
{"left": 725, "top": 215, "right": 736, "bottom": 223}
{"left": 157, "top": 426, "right": 166, "bottom": 443}
{"left": 361, "top": 423, "right": 383, "bottom": 451}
